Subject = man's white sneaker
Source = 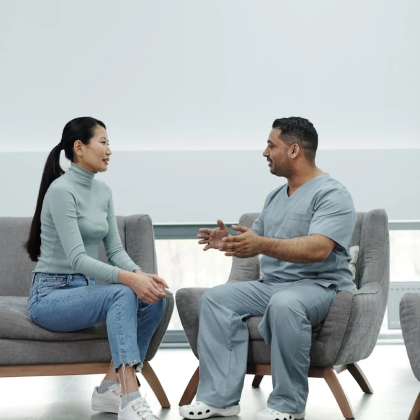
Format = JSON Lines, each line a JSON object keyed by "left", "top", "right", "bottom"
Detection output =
{"left": 256, "top": 407, "right": 305, "bottom": 420}
{"left": 179, "top": 401, "right": 240, "bottom": 419}
{"left": 91, "top": 383, "right": 122, "bottom": 413}
{"left": 118, "top": 397, "right": 158, "bottom": 420}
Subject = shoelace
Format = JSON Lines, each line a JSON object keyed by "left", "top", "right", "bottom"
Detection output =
{"left": 110, "top": 384, "right": 122, "bottom": 397}
{"left": 132, "top": 398, "right": 157, "bottom": 419}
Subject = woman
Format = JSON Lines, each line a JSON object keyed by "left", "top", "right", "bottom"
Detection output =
{"left": 25, "top": 117, "right": 167, "bottom": 420}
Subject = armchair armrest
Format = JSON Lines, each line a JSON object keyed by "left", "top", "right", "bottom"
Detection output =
{"left": 176, "top": 288, "right": 209, "bottom": 358}
{"left": 310, "top": 282, "right": 384, "bottom": 367}
{"left": 145, "top": 289, "right": 174, "bottom": 361}
{"left": 400, "top": 293, "right": 420, "bottom": 381}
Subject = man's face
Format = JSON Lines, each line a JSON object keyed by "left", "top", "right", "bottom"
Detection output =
{"left": 263, "top": 128, "right": 292, "bottom": 178}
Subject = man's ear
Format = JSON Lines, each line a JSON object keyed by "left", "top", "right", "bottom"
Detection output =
{"left": 290, "top": 143, "right": 301, "bottom": 159}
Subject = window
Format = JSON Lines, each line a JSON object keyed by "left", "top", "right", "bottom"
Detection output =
{"left": 155, "top": 222, "right": 420, "bottom": 342}
{"left": 390, "top": 229, "right": 420, "bottom": 283}
{"left": 155, "top": 236, "right": 232, "bottom": 330}
{"left": 382, "top": 224, "right": 420, "bottom": 335}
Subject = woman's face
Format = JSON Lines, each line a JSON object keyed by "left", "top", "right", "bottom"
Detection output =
{"left": 75, "top": 126, "right": 112, "bottom": 173}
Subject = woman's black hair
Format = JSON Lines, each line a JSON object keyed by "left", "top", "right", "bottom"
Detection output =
{"left": 24, "top": 117, "right": 106, "bottom": 261}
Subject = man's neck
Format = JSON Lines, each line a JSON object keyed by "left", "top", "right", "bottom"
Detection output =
{"left": 287, "top": 166, "right": 324, "bottom": 196}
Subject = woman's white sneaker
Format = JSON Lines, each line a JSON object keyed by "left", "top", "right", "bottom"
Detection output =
{"left": 118, "top": 397, "right": 158, "bottom": 420}
{"left": 179, "top": 401, "right": 240, "bottom": 419}
{"left": 256, "top": 407, "right": 305, "bottom": 420}
{"left": 91, "top": 383, "right": 121, "bottom": 413}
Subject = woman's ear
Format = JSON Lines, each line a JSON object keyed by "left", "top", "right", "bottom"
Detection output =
{"left": 74, "top": 140, "right": 83, "bottom": 158}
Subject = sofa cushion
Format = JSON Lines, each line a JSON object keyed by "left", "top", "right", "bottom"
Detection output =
{"left": 0, "top": 297, "right": 108, "bottom": 341}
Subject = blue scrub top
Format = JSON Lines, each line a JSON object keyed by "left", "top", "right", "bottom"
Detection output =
{"left": 252, "top": 174, "right": 357, "bottom": 291}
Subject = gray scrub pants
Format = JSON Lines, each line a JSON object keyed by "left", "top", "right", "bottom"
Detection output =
{"left": 196, "top": 279, "right": 337, "bottom": 414}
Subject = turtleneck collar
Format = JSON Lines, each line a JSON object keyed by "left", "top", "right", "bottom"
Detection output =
{"left": 67, "top": 162, "right": 96, "bottom": 185}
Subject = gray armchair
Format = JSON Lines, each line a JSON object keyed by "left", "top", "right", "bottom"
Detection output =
{"left": 400, "top": 293, "right": 420, "bottom": 420}
{"left": 0, "top": 214, "right": 173, "bottom": 408}
{"left": 176, "top": 209, "right": 389, "bottom": 419}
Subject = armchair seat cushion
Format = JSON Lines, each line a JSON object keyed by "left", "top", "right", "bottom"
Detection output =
{"left": 0, "top": 296, "right": 108, "bottom": 341}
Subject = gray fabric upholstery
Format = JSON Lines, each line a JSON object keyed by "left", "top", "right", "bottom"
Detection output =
{"left": 0, "top": 339, "right": 112, "bottom": 365}
{"left": 176, "top": 209, "right": 389, "bottom": 370}
{"left": 400, "top": 293, "right": 420, "bottom": 381}
{"left": 0, "top": 296, "right": 108, "bottom": 341}
{"left": 228, "top": 213, "right": 260, "bottom": 283}
{"left": 0, "top": 214, "right": 173, "bottom": 366}
{"left": 0, "top": 218, "right": 37, "bottom": 297}
{"left": 145, "top": 289, "right": 174, "bottom": 361}
{"left": 176, "top": 288, "right": 208, "bottom": 359}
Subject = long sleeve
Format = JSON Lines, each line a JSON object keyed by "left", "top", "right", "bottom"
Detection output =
{"left": 104, "top": 194, "right": 141, "bottom": 272}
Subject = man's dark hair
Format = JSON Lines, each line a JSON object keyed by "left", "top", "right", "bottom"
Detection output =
{"left": 272, "top": 117, "right": 318, "bottom": 161}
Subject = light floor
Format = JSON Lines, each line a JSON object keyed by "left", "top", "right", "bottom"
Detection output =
{"left": 0, "top": 344, "right": 418, "bottom": 420}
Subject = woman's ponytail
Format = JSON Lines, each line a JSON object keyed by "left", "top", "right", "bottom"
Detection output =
{"left": 24, "top": 117, "right": 106, "bottom": 262}
{"left": 24, "top": 143, "right": 64, "bottom": 261}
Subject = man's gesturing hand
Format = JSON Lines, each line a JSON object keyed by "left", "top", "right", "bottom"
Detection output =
{"left": 220, "top": 225, "right": 262, "bottom": 258}
{"left": 197, "top": 219, "right": 229, "bottom": 251}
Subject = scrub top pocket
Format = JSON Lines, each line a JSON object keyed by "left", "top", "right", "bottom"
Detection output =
{"left": 283, "top": 213, "right": 311, "bottom": 238}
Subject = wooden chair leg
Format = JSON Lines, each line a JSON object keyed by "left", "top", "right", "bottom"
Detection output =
{"left": 347, "top": 363, "right": 373, "bottom": 394}
{"left": 323, "top": 367, "right": 355, "bottom": 419}
{"left": 252, "top": 375, "right": 264, "bottom": 388}
{"left": 141, "top": 361, "right": 171, "bottom": 408}
{"left": 179, "top": 367, "right": 200, "bottom": 406}
{"left": 409, "top": 392, "right": 420, "bottom": 420}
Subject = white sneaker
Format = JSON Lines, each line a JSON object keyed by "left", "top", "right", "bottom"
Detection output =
{"left": 179, "top": 401, "right": 240, "bottom": 419}
{"left": 91, "top": 383, "right": 122, "bottom": 414}
{"left": 256, "top": 407, "right": 305, "bottom": 420}
{"left": 118, "top": 397, "right": 158, "bottom": 420}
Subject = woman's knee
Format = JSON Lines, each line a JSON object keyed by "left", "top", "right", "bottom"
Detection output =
{"left": 111, "top": 284, "right": 138, "bottom": 306}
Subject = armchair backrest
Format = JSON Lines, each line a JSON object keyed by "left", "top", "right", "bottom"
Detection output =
{"left": 228, "top": 209, "right": 389, "bottom": 292}
{"left": 0, "top": 214, "right": 157, "bottom": 297}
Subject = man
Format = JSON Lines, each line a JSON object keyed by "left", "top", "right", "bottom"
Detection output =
{"left": 179, "top": 117, "right": 356, "bottom": 420}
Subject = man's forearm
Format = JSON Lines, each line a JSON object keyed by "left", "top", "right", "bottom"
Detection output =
{"left": 258, "top": 235, "right": 330, "bottom": 263}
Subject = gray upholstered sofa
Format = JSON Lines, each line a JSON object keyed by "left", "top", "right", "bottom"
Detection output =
{"left": 400, "top": 293, "right": 420, "bottom": 420}
{"left": 177, "top": 209, "right": 389, "bottom": 419}
{"left": 0, "top": 214, "right": 173, "bottom": 408}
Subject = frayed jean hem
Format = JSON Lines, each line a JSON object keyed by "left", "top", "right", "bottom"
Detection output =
{"left": 114, "top": 360, "right": 143, "bottom": 373}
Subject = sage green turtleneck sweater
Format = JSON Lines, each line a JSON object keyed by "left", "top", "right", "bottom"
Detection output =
{"left": 34, "top": 163, "right": 140, "bottom": 283}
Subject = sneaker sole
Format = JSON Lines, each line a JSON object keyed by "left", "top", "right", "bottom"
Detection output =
{"left": 91, "top": 403, "right": 119, "bottom": 414}
{"left": 256, "top": 410, "right": 305, "bottom": 420}
{"left": 180, "top": 405, "right": 240, "bottom": 419}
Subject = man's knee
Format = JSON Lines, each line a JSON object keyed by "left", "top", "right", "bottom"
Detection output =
{"left": 267, "top": 292, "right": 306, "bottom": 322}
{"left": 198, "top": 284, "right": 237, "bottom": 317}
{"left": 199, "top": 285, "right": 225, "bottom": 310}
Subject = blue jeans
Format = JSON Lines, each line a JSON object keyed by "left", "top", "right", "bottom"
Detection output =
{"left": 28, "top": 273, "right": 166, "bottom": 371}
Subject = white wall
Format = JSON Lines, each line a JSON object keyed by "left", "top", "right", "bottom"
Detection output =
{"left": 1, "top": 149, "right": 419, "bottom": 222}
{"left": 0, "top": 0, "right": 419, "bottom": 151}
{"left": 0, "top": 1, "right": 418, "bottom": 222}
